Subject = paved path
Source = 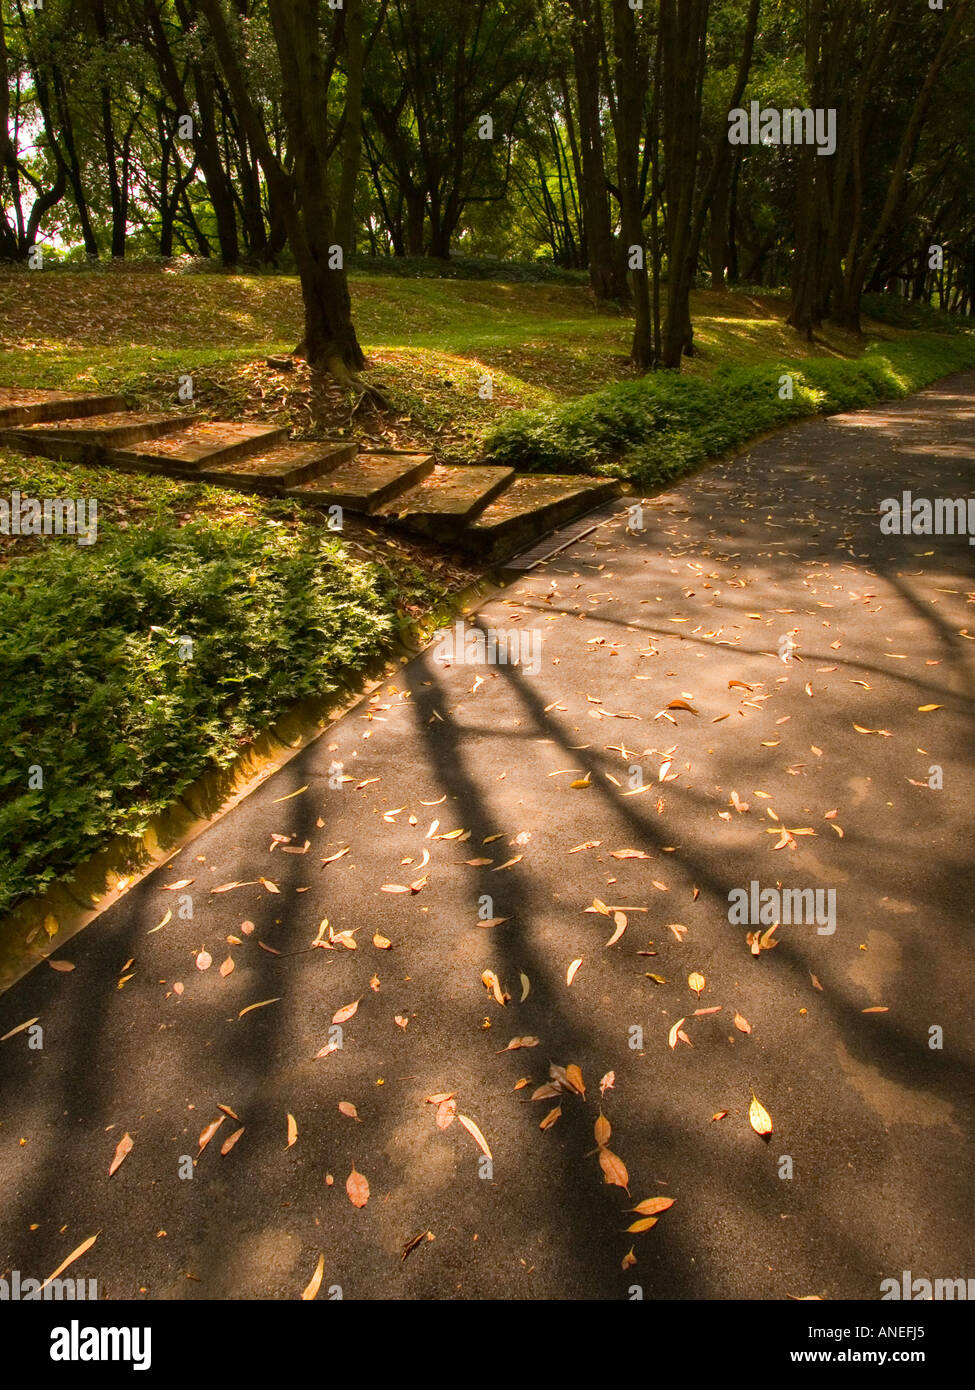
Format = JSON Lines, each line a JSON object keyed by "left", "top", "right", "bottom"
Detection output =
{"left": 2, "top": 374, "right": 973, "bottom": 1302}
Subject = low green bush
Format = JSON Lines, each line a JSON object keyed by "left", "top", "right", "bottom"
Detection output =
{"left": 0, "top": 518, "right": 414, "bottom": 911}
{"left": 485, "top": 332, "right": 975, "bottom": 488}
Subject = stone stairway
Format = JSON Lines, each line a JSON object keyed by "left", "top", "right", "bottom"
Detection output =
{"left": 0, "top": 388, "right": 621, "bottom": 563}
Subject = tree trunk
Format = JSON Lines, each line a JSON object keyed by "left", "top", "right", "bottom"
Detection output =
{"left": 198, "top": 0, "right": 368, "bottom": 381}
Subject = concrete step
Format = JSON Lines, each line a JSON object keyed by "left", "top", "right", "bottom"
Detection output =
{"left": 287, "top": 451, "right": 434, "bottom": 513}
{"left": 197, "top": 439, "right": 358, "bottom": 492}
{"left": 464, "top": 474, "right": 621, "bottom": 562}
{"left": 0, "top": 388, "right": 126, "bottom": 429}
{"left": 381, "top": 464, "right": 515, "bottom": 541}
{"left": 109, "top": 422, "right": 290, "bottom": 476}
{"left": 1, "top": 412, "right": 198, "bottom": 464}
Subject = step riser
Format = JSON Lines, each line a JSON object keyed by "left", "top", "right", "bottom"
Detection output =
{"left": 397, "top": 471, "right": 515, "bottom": 539}
{"left": 0, "top": 417, "right": 198, "bottom": 467}
{"left": 466, "top": 482, "right": 621, "bottom": 562}
{"left": 0, "top": 394, "right": 126, "bottom": 428}
{"left": 5, "top": 415, "right": 195, "bottom": 451}
{"left": 290, "top": 454, "right": 435, "bottom": 513}
{"left": 200, "top": 442, "right": 359, "bottom": 493}
{"left": 111, "top": 426, "right": 291, "bottom": 476}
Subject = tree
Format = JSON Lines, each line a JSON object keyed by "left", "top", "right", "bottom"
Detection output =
{"left": 197, "top": 0, "right": 372, "bottom": 386}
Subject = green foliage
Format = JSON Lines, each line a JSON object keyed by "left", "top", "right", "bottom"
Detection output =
{"left": 0, "top": 518, "right": 417, "bottom": 912}
{"left": 485, "top": 333, "right": 975, "bottom": 488}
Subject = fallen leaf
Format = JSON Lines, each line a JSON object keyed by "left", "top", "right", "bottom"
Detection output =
{"left": 566, "top": 958, "right": 583, "bottom": 986}
{"left": 219, "top": 956, "right": 235, "bottom": 978}
{"left": 198, "top": 1117, "right": 225, "bottom": 1152}
{"left": 565, "top": 1064, "right": 586, "bottom": 1098}
{"left": 109, "top": 1132, "right": 133, "bottom": 1176}
{"left": 39, "top": 1234, "right": 98, "bottom": 1295}
{"left": 1, "top": 1016, "right": 40, "bottom": 1042}
{"left": 540, "top": 1104, "right": 562, "bottom": 1130}
{"left": 238, "top": 998, "right": 281, "bottom": 1019}
{"left": 749, "top": 1094, "right": 773, "bottom": 1135}
{"left": 332, "top": 999, "right": 360, "bottom": 1024}
{"left": 301, "top": 1254, "right": 325, "bottom": 1301}
{"left": 457, "top": 1114, "right": 492, "bottom": 1159}
{"left": 373, "top": 933, "right": 392, "bottom": 949}
{"left": 287, "top": 1113, "right": 298, "bottom": 1147}
{"left": 338, "top": 1102, "right": 359, "bottom": 1120}
{"left": 598, "top": 1147, "right": 629, "bottom": 1190}
{"left": 346, "top": 1165, "right": 370, "bottom": 1208}
{"left": 594, "top": 1113, "right": 611, "bottom": 1147}
{"left": 626, "top": 1217, "right": 658, "bottom": 1233}
{"left": 220, "top": 1127, "right": 245, "bottom": 1155}
{"left": 734, "top": 1011, "right": 752, "bottom": 1034}
{"left": 622, "top": 1248, "right": 637, "bottom": 1270}
{"left": 688, "top": 971, "right": 705, "bottom": 997}
{"left": 668, "top": 1018, "right": 686, "bottom": 1050}
{"left": 606, "top": 912, "right": 628, "bottom": 947}
{"left": 496, "top": 1036, "right": 539, "bottom": 1052}
{"left": 47, "top": 960, "right": 75, "bottom": 973}
{"left": 195, "top": 949, "right": 212, "bottom": 972}
{"left": 629, "top": 1196, "right": 675, "bottom": 1216}
{"left": 599, "top": 1071, "right": 615, "bottom": 1096}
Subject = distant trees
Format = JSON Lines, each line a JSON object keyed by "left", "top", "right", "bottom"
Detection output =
{"left": 2, "top": 0, "right": 973, "bottom": 385}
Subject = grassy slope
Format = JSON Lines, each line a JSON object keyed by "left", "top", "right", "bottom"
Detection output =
{"left": 0, "top": 266, "right": 907, "bottom": 462}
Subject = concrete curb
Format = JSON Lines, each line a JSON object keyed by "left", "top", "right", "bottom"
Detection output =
{"left": 0, "top": 574, "right": 501, "bottom": 994}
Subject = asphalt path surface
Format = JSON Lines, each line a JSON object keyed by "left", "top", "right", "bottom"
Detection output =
{"left": 1, "top": 373, "right": 973, "bottom": 1302}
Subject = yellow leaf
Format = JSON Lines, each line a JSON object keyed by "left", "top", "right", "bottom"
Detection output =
{"left": 148, "top": 909, "right": 172, "bottom": 934}
{"left": 688, "top": 971, "right": 705, "bottom": 997}
{"left": 668, "top": 1017, "right": 686, "bottom": 1049}
{"left": 287, "top": 1113, "right": 298, "bottom": 1147}
{"left": 566, "top": 958, "right": 583, "bottom": 986}
{"left": 39, "top": 1234, "right": 98, "bottom": 1294}
{"left": 540, "top": 1104, "right": 562, "bottom": 1130}
{"left": 918, "top": 704, "right": 943, "bottom": 712}
{"left": 301, "top": 1254, "right": 325, "bottom": 1301}
{"left": 749, "top": 1094, "right": 773, "bottom": 1135}
{"left": 238, "top": 998, "right": 281, "bottom": 1018}
{"left": 594, "top": 1113, "right": 611, "bottom": 1147}
{"left": 569, "top": 774, "right": 591, "bottom": 789}
{"left": 629, "top": 1196, "right": 675, "bottom": 1216}
{"left": 626, "top": 1217, "right": 658, "bottom": 1233}
{"left": 457, "top": 1114, "right": 492, "bottom": 1159}
{"left": 598, "top": 1147, "right": 629, "bottom": 1190}
{"left": 565, "top": 1064, "right": 585, "bottom": 1097}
